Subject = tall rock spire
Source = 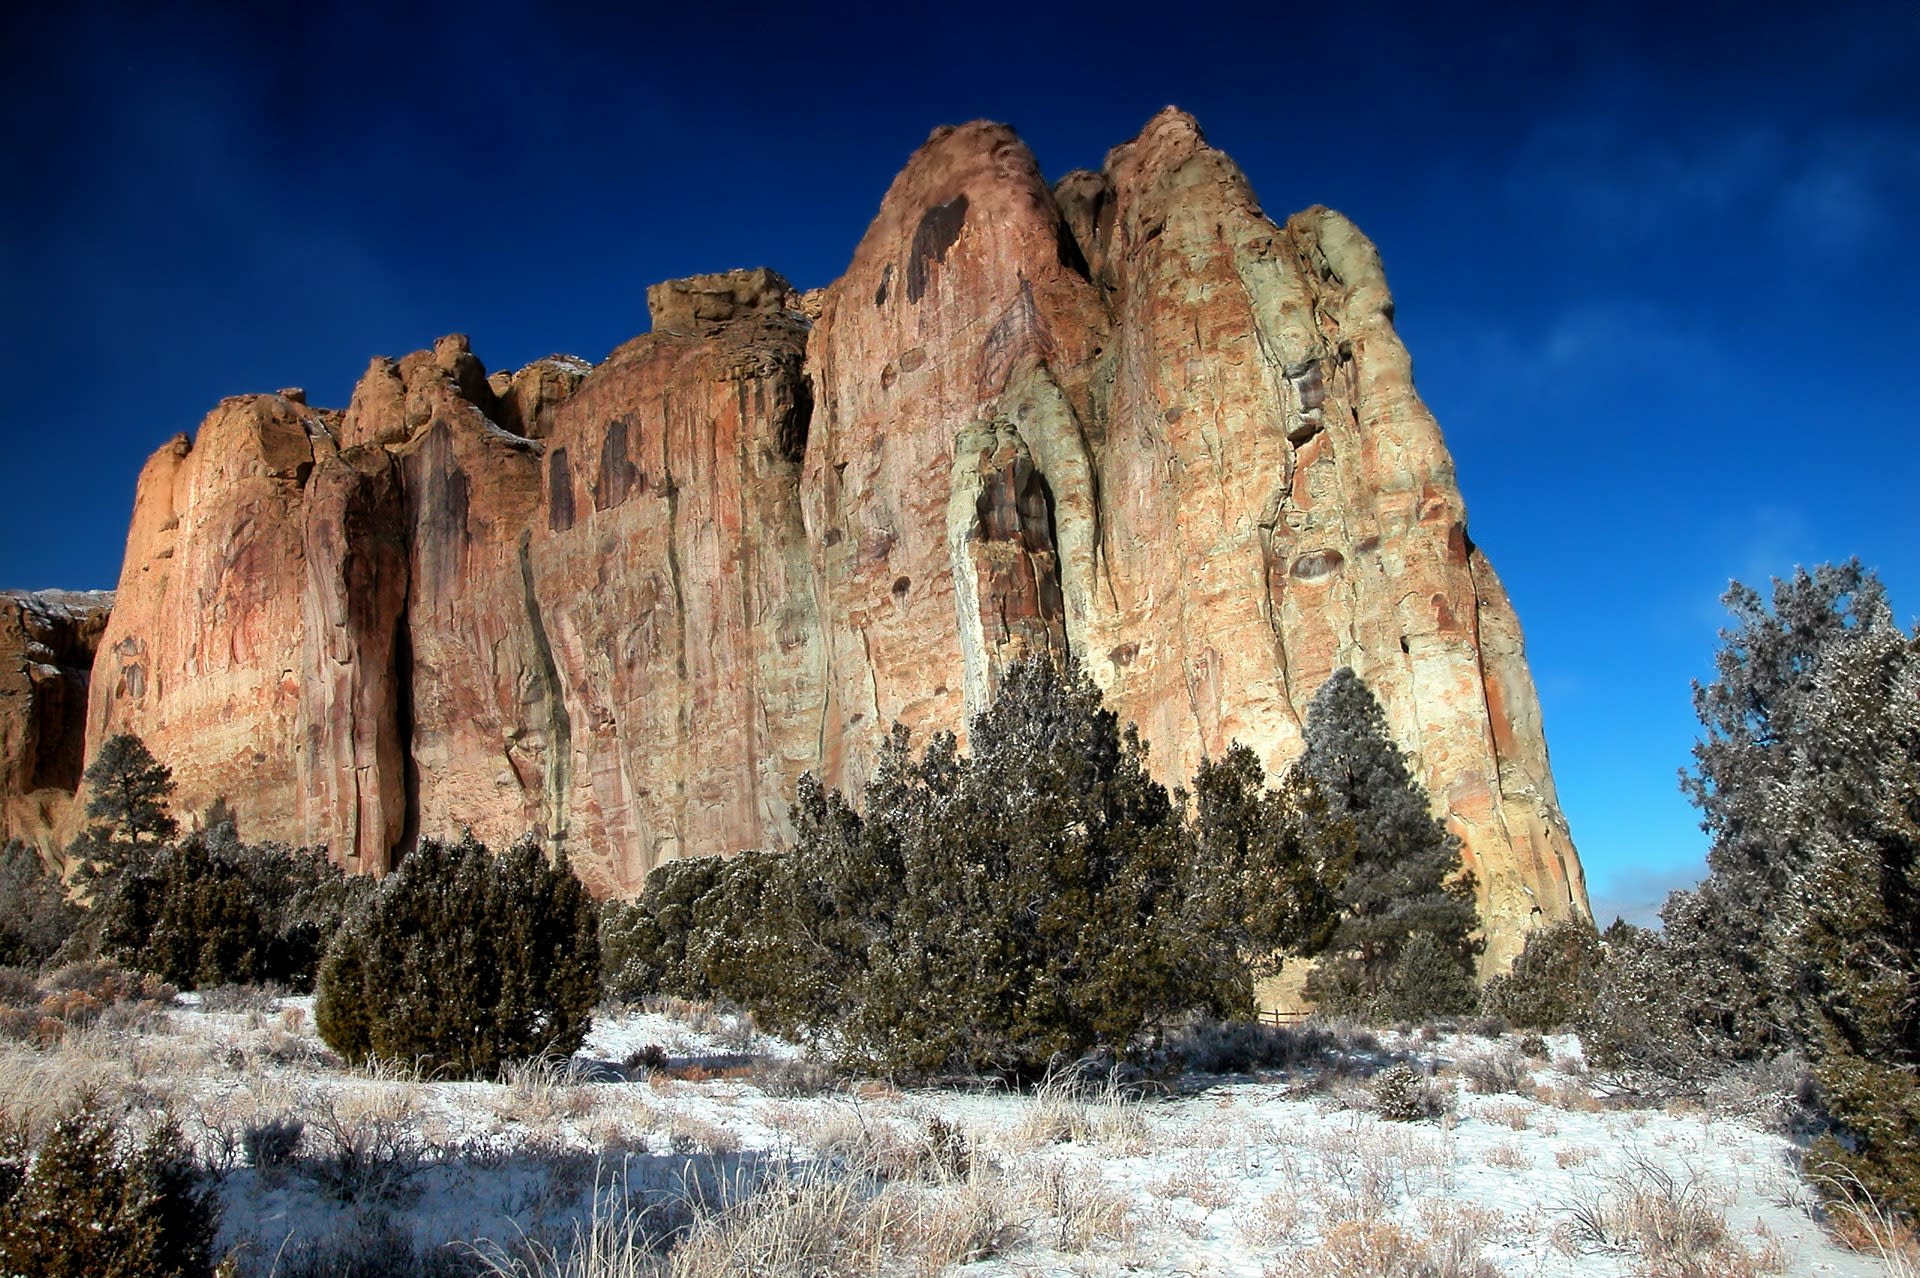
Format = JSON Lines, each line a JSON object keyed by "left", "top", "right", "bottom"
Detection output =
{"left": 22, "top": 110, "right": 1586, "bottom": 967}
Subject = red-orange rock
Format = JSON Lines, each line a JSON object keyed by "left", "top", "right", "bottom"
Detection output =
{"left": 52, "top": 110, "right": 1588, "bottom": 966}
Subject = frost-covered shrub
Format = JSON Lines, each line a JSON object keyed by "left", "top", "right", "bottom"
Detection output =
{"left": 99, "top": 831, "right": 362, "bottom": 992}
{"left": 0, "top": 842, "right": 79, "bottom": 967}
{"left": 1164, "top": 1016, "right": 1341, "bottom": 1075}
{"left": 710, "top": 657, "right": 1242, "bottom": 1078}
{"left": 1479, "top": 918, "right": 1603, "bottom": 1031}
{"left": 1371, "top": 1061, "right": 1450, "bottom": 1121}
{"left": 0, "top": 1093, "right": 218, "bottom": 1277}
{"left": 315, "top": 833, "right": 599, "bottom": 1078}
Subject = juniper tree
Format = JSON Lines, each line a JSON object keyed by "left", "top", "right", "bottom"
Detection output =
{"left": 99, "top": 831, "right": 360, "bottom": 991}
{"left": 1189, "top": 743, "right": 1341, "bottom": 975}
{"left": 0, "top": 842, "right": 80, "bottom": 966}
{"left": 316, "top": 832, "right": 600, "bottom": 1078}
{"left": 1636, "top": 562, "right": 1920, "bottom": 1211}
{"left": 1478, "top": 917, "right": 1604, "bottom": 1031}
{"left": 1766, "top": 591, "right": 1918, "bottom": 1211}
{"left": 1296, "top": 668, "right": 1480, "bottom": 1019}
{"left": 760, "top": 657, "right": 1243, "bottom": 1077}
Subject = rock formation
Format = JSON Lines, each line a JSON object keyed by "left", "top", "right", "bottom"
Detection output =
{"left": 0, "top": 590, "right": 113, "bottom": 861}
{"left": 11, "top": 109, "right": 1589, "bottom": 964}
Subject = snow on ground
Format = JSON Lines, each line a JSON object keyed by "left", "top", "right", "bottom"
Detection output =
{"left": 16, "top": 995, "right": 1894, "bottom": 1276}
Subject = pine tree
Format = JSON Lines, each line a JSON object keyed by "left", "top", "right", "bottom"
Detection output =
{"left": 1296, "top": 668, "right": 1480, "bottom": 1019}
{"left": 82, "top": 733, "right": 178, "bottom": 848}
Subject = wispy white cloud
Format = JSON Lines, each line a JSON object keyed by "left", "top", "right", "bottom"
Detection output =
{"left": 1508, "top": 101, "right": 1918, "bottom": 258}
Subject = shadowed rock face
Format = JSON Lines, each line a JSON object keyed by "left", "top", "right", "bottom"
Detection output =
{"left": 1, "top": 590, "right": 113, "bottom": 860}
{"left": 24, "top": 109, "right": 1587, "bottom": 965}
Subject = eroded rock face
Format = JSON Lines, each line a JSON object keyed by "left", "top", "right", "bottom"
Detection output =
{"left": 0, "top": 590, "right": 113, "bottom": 860}
{"left": 63, "top": 109, "right": 1587, "bottom": 963}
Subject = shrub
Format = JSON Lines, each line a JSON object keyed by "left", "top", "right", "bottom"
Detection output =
{"left": 0, "top": 842, "right": 80, "bottom": 966}
{"left": 1480, "top": 918, "right": 1604, "bottom": 1030}
{"left": 704, "top": 657, "right": 1243, "bottom": 1078}
{"left": 1368, "top": 932, "right": 1480, "bottom": 1024}
{"left": 598, "top": 855, "right": 733, "bottom": 1004}
{"left": 240, "top": 1115, "right": 304, "bottom": 1169}
{"left": 0, "top": 1092, "right": 219, "bottom": 1277}
{"left": 315, "top": 833, "right": 600, "bottom": 1078}
{"left": 1371, "top": 1061, "right": 1450, "bottom": 1121}
{"left": 98, "top": 832, "right": 361, "bottom": 992}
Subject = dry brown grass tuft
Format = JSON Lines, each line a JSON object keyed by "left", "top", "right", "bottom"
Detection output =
{"left": 1815, "top": 1169, "right": 1920, "bottom": 1277}
{"left": 1474, "top": 1098, "right": 1533, "bottom": 1130}
{"left": 1483, "top": 1138, "right": 1532, "bottom": 1170}
{"left": 1554, "top": 1149, "right": 1781, "bottom": 1276}
{"left": 1021, "top": 1153, "right": 1137, "bottom": 1252}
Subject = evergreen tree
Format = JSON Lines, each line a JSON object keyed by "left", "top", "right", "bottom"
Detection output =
{"left": 758, "top": 657, "right": 1243, "bottom": 1077}
{"left": 601, "top": 855, "right": 732, "bottom": 1003}
{"left": 1770, "top": 599, "right": 1918, "bottom": 1211}
{"left": 71, "top": 733, "right": 178, "bottom": 890}
{"left": 1654, "top": 561, "right": 1918, "bottom": 1211}
{"left": 0, "top": 1095, "right": 216, "bottom": 1278}
{"left": 1479, "top": 917, "right": 1604, "bottom": 1031}
{"left": 1189, "top": 744, "right": 1340, "bottom": 975}
{"left": 0, "top": 842, "right": 80, "bottom": 966}
{"left": 315, "top": 832, "right": 600, "bottom": 1078}
{"left": 1296, "top": 668, "right": 1480, "bottom": 1018}
{"left": 100, "top": 832, "right": 363, "bottom": 991}
{"left": 1678, "top": 561, "right": 1895, "bottom": 1049}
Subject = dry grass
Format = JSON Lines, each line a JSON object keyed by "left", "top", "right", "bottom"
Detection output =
{"left": 998, "top": 1067, "right": 1149, "bottom": 1154}
{"left": 1149, "top": 1149, "right": 1240, "bottom": 1210}
{"left": 1241, "top": 1187, "right": 1310, "bottom": 1248}
{"left": 1483, "top": 1139, "right": 1532, "bottom": 1170}
{"left": 1456, "top": 1045, "right": 1531, "bottom": 1095}
{"left": 1815, "top": 1169, "right": 1920, "bottom": 1277}
{"left": 1474, "top": 1098, "right": 1533, "bottom": 1130}
{"left": 1552, "top": 1148, "right": 1792, "bottom": 1276}
{"left": 1268, "top": 1217, "right": 1497, "bottom": 1278}
{"left": 1020, "top": 1153, "right": 1136, "bottom": 1251}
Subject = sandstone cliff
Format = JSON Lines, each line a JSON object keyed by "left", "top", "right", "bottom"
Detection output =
{"left": 0, "top": 590, "right": 112, "bottom": 861}
{"left": 31, "top": 109, "right": 1586, "bottom": 964}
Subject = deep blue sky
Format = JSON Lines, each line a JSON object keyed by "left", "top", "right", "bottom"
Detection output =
{"left": 4, "top": 0, "right": 1915, "bottom": 922}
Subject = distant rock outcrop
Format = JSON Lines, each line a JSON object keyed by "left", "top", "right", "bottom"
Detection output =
{"left": 10, "top": 110, "right": 1589, "bottom": 965}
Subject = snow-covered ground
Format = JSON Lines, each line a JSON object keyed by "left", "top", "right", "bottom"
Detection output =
{"left": 5, "top": 994, "right": 1897, "bottom": 1276}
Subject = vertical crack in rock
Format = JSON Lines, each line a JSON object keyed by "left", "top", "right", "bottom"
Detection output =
{"left": 548, "top": 447, "right": 575, "bottom": 532}
{"left": 778, "top": 377, "right": 813, "bottom": 466}
{"left": 392, "top": 605, "right": 419, "bottom": 865}
{"left": 517, "top": 532, "right": 571, "bottom": 846}
{"left": 661, "top": 468, "right": 688, "bottom": 684}
{"left": 949, "top": 420, "right": 1068, "bottom": 710}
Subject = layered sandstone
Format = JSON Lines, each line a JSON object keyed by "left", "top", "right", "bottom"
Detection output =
{"left": 46, "top": 110, "right": 1586, "bottom": 963}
